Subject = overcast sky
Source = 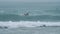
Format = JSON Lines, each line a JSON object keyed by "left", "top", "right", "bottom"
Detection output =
{"left": 0, "top": 0, "right": 59, "bottom": 2}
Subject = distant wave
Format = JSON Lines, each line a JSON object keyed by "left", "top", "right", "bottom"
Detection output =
{"left": 0, "top": 21, "right": 60, "bottom": 28}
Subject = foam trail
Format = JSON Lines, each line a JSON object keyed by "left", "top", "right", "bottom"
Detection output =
{"left": 0, "top": 21, "right": 60, "bottom": 28}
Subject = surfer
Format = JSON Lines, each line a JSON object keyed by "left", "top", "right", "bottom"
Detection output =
{"left": 43, "top": 25, "right": 46, "bottom": 27}
{"left": 24, "top": 12, "right": 29, "bottom": 16}
{"left": 40, "top": 25, "right": 46, "bottom": 27}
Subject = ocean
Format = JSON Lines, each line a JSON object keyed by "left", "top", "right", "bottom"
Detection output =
{"left": 0, "top": 2, "right": 60, "bottom": 34}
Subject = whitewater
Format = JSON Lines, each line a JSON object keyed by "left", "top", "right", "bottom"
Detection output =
{"left": 0, "top": 2, "right": 60, "bottom": 34}
{"left": 0, "top": 21, "right": 60, "bottom": 28}
{"left": 0, "top": 21, "right": 60, "bottom": 34}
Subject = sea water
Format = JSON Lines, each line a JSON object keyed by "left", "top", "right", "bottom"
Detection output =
{"left": 0, "top": 2, "right": 60, "bottom": 34}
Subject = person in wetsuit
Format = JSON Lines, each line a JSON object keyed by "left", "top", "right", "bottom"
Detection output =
{"left": 24, "top": 12, "right": 29, "bottom": 16}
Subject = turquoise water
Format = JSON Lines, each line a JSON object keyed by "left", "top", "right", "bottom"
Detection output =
{"left": 0, "top": 2, "right": 60, "bottom": 34}
{"left": 0, "top": 2, "right": 60, "bottom": 21}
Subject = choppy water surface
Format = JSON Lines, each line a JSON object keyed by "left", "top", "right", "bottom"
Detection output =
{"left": 0, "top": 27, "right": 60, "bottom": 34}
{"left": 0, "top": 2, "right": 60, "bottom": 34}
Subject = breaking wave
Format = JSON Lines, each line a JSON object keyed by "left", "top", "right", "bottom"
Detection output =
{"left": 0, "top": 21, "right": 60, "bottom": 28}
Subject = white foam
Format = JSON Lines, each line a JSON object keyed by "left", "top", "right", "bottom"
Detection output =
{"left": 0, "top": 21, "right": 60, "bottom": 28}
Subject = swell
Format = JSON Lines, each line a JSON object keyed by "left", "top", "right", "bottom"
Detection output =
{"left": 0, "top": 14, "right": 60, "bottom": 21}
